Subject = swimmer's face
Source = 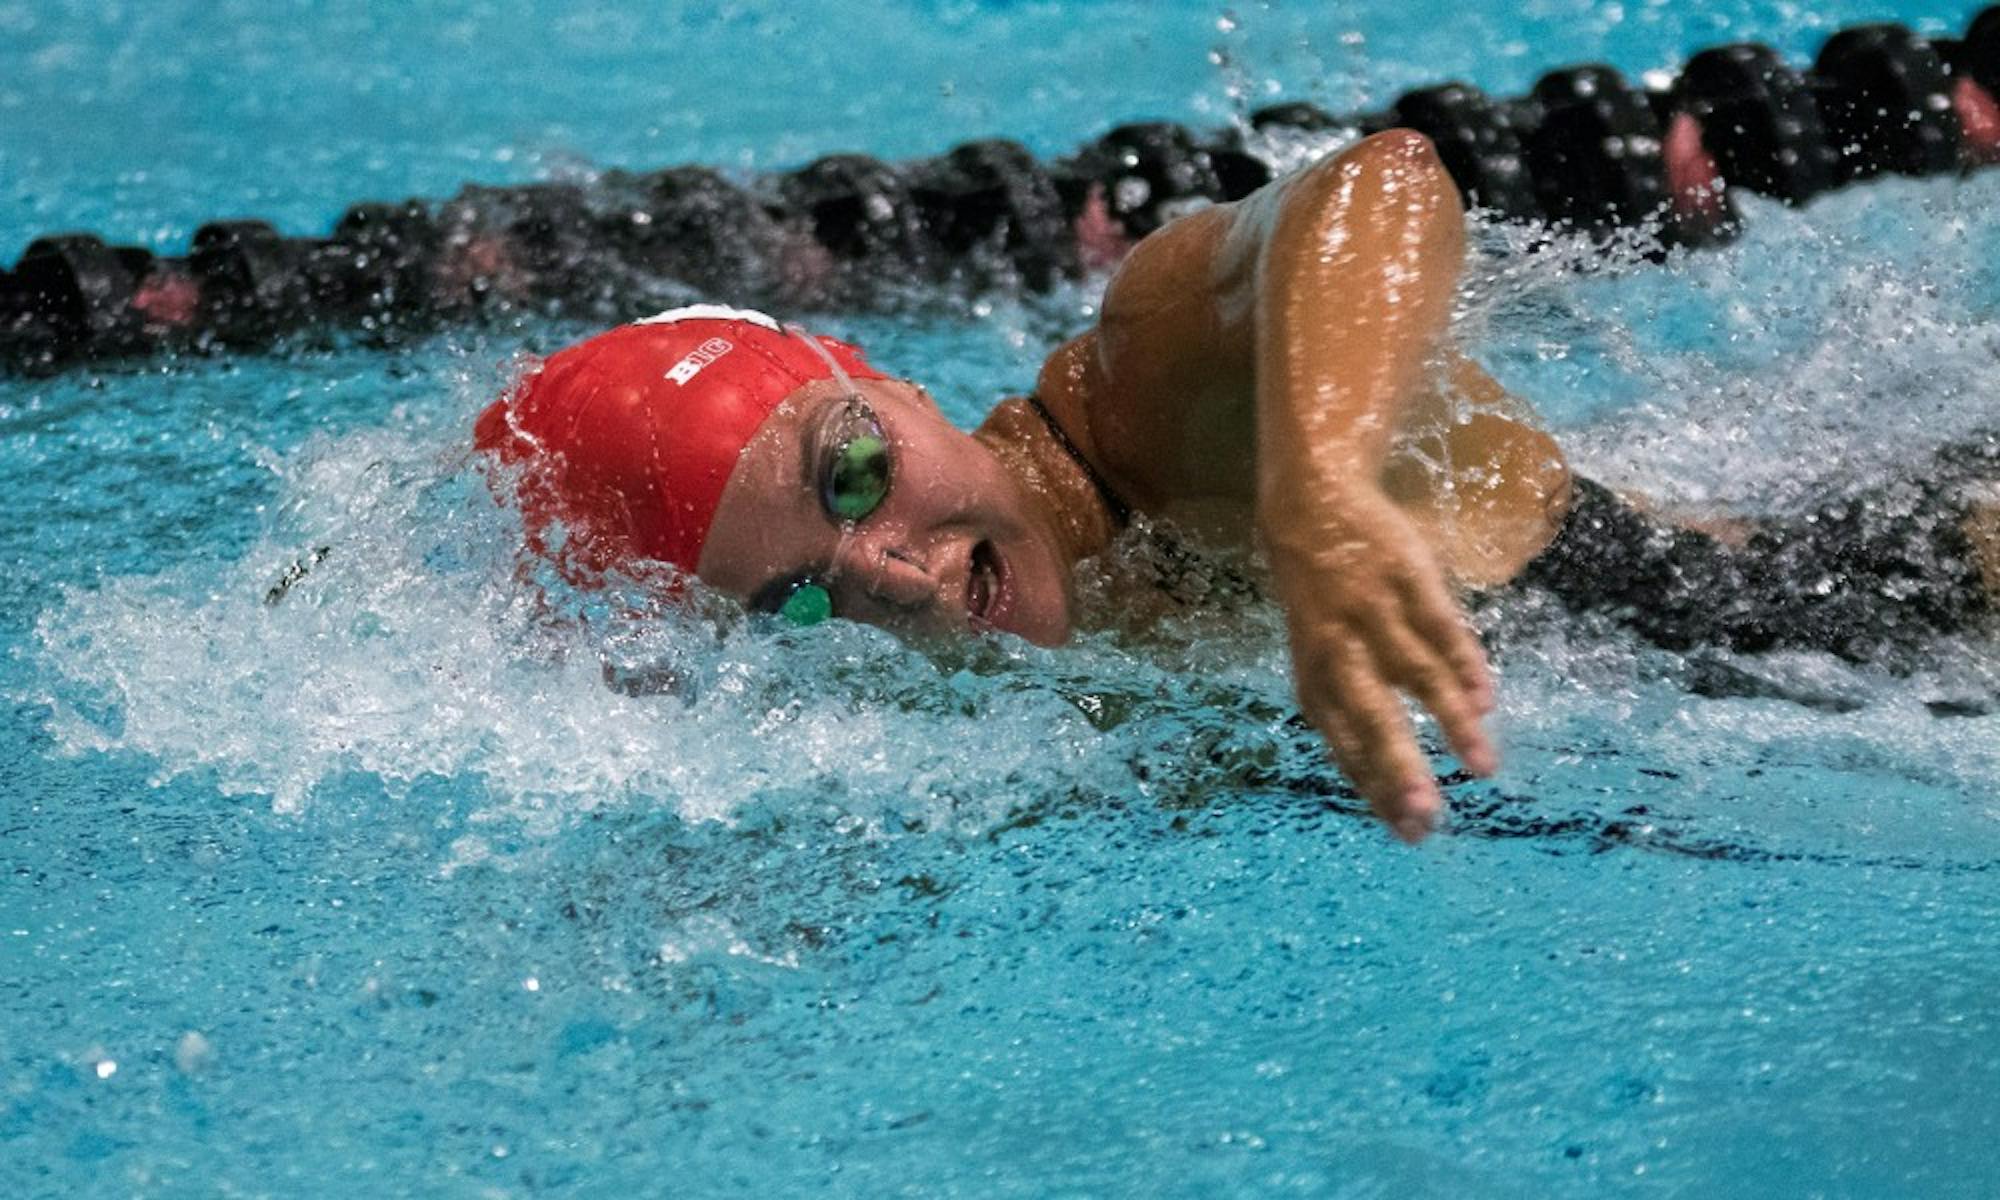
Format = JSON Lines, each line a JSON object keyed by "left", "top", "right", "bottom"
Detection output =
{"left": 698, "top": 377, "right": 1073, "bottom": 646}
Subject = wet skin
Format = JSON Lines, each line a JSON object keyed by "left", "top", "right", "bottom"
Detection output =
{"left": 697, "top": 376, "right": 1077, "bottom": 647}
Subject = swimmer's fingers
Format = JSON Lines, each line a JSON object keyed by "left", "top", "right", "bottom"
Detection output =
{"left": 1297, "top": 527, "right": 1497, "bottom": 783}
{"left": 1401, "top": 567, "right": 1495, "bottom": 715}
{"left": 1387, "top": 571, "right": 1499, "bottom": 774}
{"left": 1368, "top": 613, "right": 1497, "bottom": 780}
{"left": 1292, "top": 625, "right": 1444, "bottom": 844}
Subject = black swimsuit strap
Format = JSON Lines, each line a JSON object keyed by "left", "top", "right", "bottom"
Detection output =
{"left": 1023, "top": 392, "right": 1133, "bottom": 530}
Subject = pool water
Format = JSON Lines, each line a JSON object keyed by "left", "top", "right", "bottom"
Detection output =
{"left": 5, "top": 2, "right": 1999, "bottom": 1196}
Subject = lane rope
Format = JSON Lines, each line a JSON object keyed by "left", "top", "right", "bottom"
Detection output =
{"left": 2, "top": 9, "right": 1996, "bottom": 376}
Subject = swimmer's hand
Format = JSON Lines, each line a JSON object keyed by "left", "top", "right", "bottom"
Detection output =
{"left": 1267, "top": 483, "right": 1496, "bottom": 842}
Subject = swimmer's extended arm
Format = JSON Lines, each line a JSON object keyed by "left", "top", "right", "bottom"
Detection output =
{"left": 1064, "top": 130, "right": 1500, "bottom": 841}
{"left": 1247, "top": 131, "right": 1497, "bottom": 841}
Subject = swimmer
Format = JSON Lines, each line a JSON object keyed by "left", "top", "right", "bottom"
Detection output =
{"left": 474, "top": 131, "right": 2000, "bottom": 843}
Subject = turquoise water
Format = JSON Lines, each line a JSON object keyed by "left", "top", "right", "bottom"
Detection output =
{"left": 4, "top": 2, "right": 2000, "bottom": 1196}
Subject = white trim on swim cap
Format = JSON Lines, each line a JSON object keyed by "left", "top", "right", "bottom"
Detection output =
{"left": 633, "top": 304, "right": 781, "bottom": 330}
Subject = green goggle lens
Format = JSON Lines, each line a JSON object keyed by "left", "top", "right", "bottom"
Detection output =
{"left": 777, "top": 581, "right": 833, "bottom": 627}
{"left": 775, "top": 401, "right": 891, "bottom": 631}
{"left": 826, "top": 432, "right": 889, "bottom": 522}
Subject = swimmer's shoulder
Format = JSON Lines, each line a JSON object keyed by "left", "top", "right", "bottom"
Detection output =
{"left": 1034, "top": 317, "right": 1257, "bottom": 514}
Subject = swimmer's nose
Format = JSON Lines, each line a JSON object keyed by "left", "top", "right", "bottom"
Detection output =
{"left": 830, "top": 530, "right": 937, "bottom": 614}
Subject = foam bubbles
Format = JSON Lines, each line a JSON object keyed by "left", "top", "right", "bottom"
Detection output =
{"left": 1465, "top": 172, "right": 2000, "bottom": 513}
{"left": 28, "top": 399, "right": 1295, "bottom": 835}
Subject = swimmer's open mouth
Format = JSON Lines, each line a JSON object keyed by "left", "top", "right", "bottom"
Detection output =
{"left": 967, "top": 539, "right": 1008, "bottom": 629}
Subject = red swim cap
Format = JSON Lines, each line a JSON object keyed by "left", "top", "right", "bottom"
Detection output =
{"left": 474, "top": 305, "right": 887, "bottom": 577}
